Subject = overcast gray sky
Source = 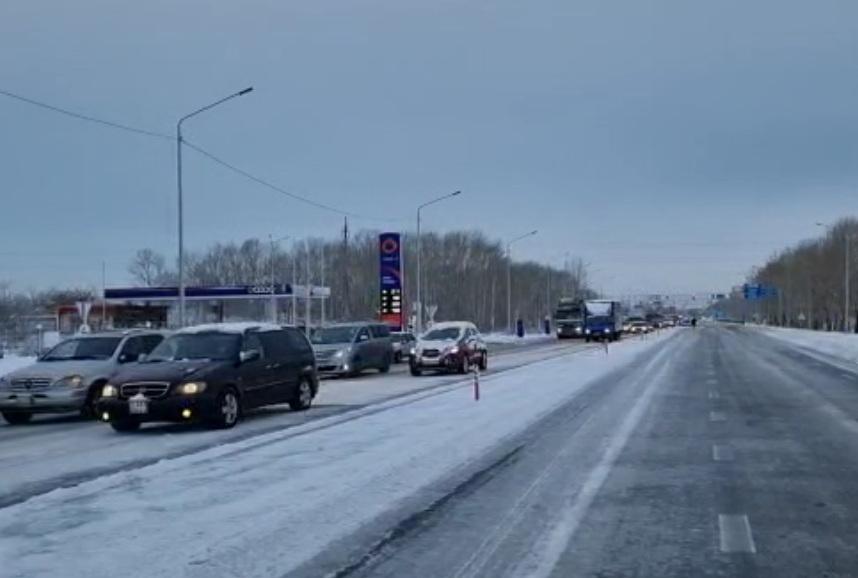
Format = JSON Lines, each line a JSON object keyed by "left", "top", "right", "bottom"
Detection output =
{"left": 1, "top": 0, "right": 857, "bottom": 295}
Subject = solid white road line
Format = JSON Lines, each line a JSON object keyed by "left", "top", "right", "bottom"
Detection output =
{"left": 709, "top": 411, "right": 726, "bottom": 422}
{"left": 718, "top": 514, "right": 756, "bottom": 553}
{"left": 504, "top": 341, "right": 680, "bottom": 578}
{"left": 712, "top": 444, "right": 734, "bottom": 462}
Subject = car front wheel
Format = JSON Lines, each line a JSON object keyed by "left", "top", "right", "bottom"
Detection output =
{"left": 479, "top": 352, "right": 488, "bottom": 371}
{"left": 209, "top": 388, "right": 241, "bottom": 429}
{"left": 459, "top": 355, "right": 471, "bottom": 374}
{"left": 410, "top": 363, "right": 422, "bottom": 377}
{"left": 290, "top": 379, "right": 314, "bottom": 411}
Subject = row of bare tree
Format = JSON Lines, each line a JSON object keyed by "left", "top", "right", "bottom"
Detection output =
{"left": 743, "top": 217, "right": 858, "bottom": 331}
{"left": 128, "top": 229, "right": 594, "bottom": 331}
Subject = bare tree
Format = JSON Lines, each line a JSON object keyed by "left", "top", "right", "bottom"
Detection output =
{"left": 128, "top": 249, "right": 167, "bottom": 287}
{"left": 129, "top": 229, "right": 594, "bottom": 331}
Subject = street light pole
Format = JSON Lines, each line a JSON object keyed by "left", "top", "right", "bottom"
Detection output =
{"left": 270, "top": 234, "right": 290, "bottom": 323}
{"left": 176, "top": 86, "right": 253, "bottom": 327}
{"left": 506, "top": 230, "right": 538, "bottom": 333}
{"left": 415, "top": 190, "right": 461, "bottom": 334}
{"left": 846, "top": 234, "right": 850, "bottom": 332}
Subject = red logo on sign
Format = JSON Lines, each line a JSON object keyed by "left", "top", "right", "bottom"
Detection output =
{"left": 381, "top": 238, "right": 399, "bottom": 254}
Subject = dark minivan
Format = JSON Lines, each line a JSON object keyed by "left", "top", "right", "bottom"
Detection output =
{"left": 97, "top": 323, "right": 318, "bottom": 432}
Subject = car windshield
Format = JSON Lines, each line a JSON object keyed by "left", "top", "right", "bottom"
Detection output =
{"left": 585, "top": 302, "right": 612, "bottom": 317}
{"left": 556, "top": 308, "right": 582, "bottom": 319}
{"left": 147, "top": 333, "right": 240, "bottom": 361}
{"left": 311, "top": 326, "right": 359, "bottom": 345}
{"left": 422, "top": 327, "right": 462, "bottom": 341}
{"left": 41, "top": 337, "right": 122, "bottom": 361}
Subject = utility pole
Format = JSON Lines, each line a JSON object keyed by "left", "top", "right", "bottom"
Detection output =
{"left": 101, "top": 261, "right": 107, "bottom": 330}
{"left": 292, "top": 245, "right": 298, "bottom": 325}
{"left": 320, "top": 243, "right": 326, "bottom": 326}
{"left": 305, "top": 239, "right": 311, "bottom": 336}
{"left": 342, "top": 217, "right": 351, "bottom": 320}
{"left": 845, "top": 233, "right": 850, "bottom": 332}
{"left": 269, "top": 235, "right": 277, "bottom": 323}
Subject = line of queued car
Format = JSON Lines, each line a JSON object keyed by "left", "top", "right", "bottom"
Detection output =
{"left": 0, "top": 319, "right": 490, "bottom": 432}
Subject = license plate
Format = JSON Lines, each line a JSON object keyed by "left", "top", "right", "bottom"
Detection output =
{"left": 128, "top": 393, "right": 149, "bottom": 415}
{"left": 421, "top": 357, "right": 440, "bottom": 366}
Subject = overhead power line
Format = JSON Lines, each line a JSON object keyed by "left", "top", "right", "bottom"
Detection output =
{"left": 0, "top": 88, "right": 404, "bottom": 224}
{"left": 0, "top": 88, "right": 172, "bottom": 141}
{"left": 182, "top": 139, "right": 405, "bottom": 224}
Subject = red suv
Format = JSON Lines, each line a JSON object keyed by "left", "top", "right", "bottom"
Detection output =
{"left": 410, "top": 321, "right": 488, "bottom": 376}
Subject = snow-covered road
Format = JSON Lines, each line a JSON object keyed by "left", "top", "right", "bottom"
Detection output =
{"left": 0, "top": 333, "right": 671, "bottom": 578}
{"left": 0, "top": 339, "right": 584, "bottom": 506}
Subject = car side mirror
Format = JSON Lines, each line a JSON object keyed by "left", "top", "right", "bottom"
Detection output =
{"left": 240, "top": 349, "right": 261, "bottom": 363}
{"left": 358, "top": 334, "right": 369, "bottom": 342}
{"left": 118, "top": 353, "right": 132, "bottom": 364}
{"left": 137, "top": 353, "right": 148, "bottom": 362}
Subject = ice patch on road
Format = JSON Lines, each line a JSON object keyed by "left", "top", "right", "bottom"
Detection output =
{"left": 0, "top": 333, "right": 674, "bottom": 578}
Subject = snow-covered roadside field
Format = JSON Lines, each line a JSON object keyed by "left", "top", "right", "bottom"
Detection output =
{"left": 0, "top": 354, "right": 36, "bottom": 377}
{"left": 0, "top": 331, "right": 674, "bottom": 578}
{"left": 755, "top": 326, "right": 858, "bottom": 364}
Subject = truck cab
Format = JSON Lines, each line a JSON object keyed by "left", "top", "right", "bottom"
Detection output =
{"left": 583, "top": 300, "right": 623, "bottom": 342}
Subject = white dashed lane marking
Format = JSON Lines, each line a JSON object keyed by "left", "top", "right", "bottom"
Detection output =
{"left": 708, "top": 391, "right": 720, "bottom": 400}
{"left": 712, "top": 444, "right": 734, "bottom": 462}
{"left": 719, "top": 514, "right": 757, "bottom": 553}
{"left": 709, "top": 411, "right": 726, "bottom": 422}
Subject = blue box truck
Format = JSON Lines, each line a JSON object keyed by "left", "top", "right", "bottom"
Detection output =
{"left": 584, "top": 300, "right": 623, "bottom": 342}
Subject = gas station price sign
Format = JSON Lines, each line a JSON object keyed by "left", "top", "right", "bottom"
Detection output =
{"left": 379, "top": 233, "right": 403, "bottom": 331}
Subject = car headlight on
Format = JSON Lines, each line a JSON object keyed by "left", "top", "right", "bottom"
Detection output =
{"left": 584, "top": 329, "right": 591, "bottom": 334}
{"left": 177, "top": 382, "right": 207, "bottom": 395}
{"left": 334, "top": 349, "right": 345, "bottom": 359}
{"left": 55, "top": 375, "right": 85, "bottom": 388}
{"left": 604, "top": 329, "right": 611, "bottom": 334}
{"left": 410, "top": 347, "right": 417, "bottom": 356}
{"left": 448, "top": 346, "right": 460, "bottom": 355}
{"left": 101, "top": 384, "right": 118, "bottom": 398}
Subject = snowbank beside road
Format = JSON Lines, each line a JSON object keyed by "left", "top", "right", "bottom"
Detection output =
{"left": 0, "top": 355, "right": 35, "bottom": 377}
{"left": 0, "top": 332, "right": 674, "bottom": 578}
{"left": 756, "top": 326, "right": 858, "bottom": 364}
{"left": 483, "top": 331, "right": 554, "bottom": 345}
